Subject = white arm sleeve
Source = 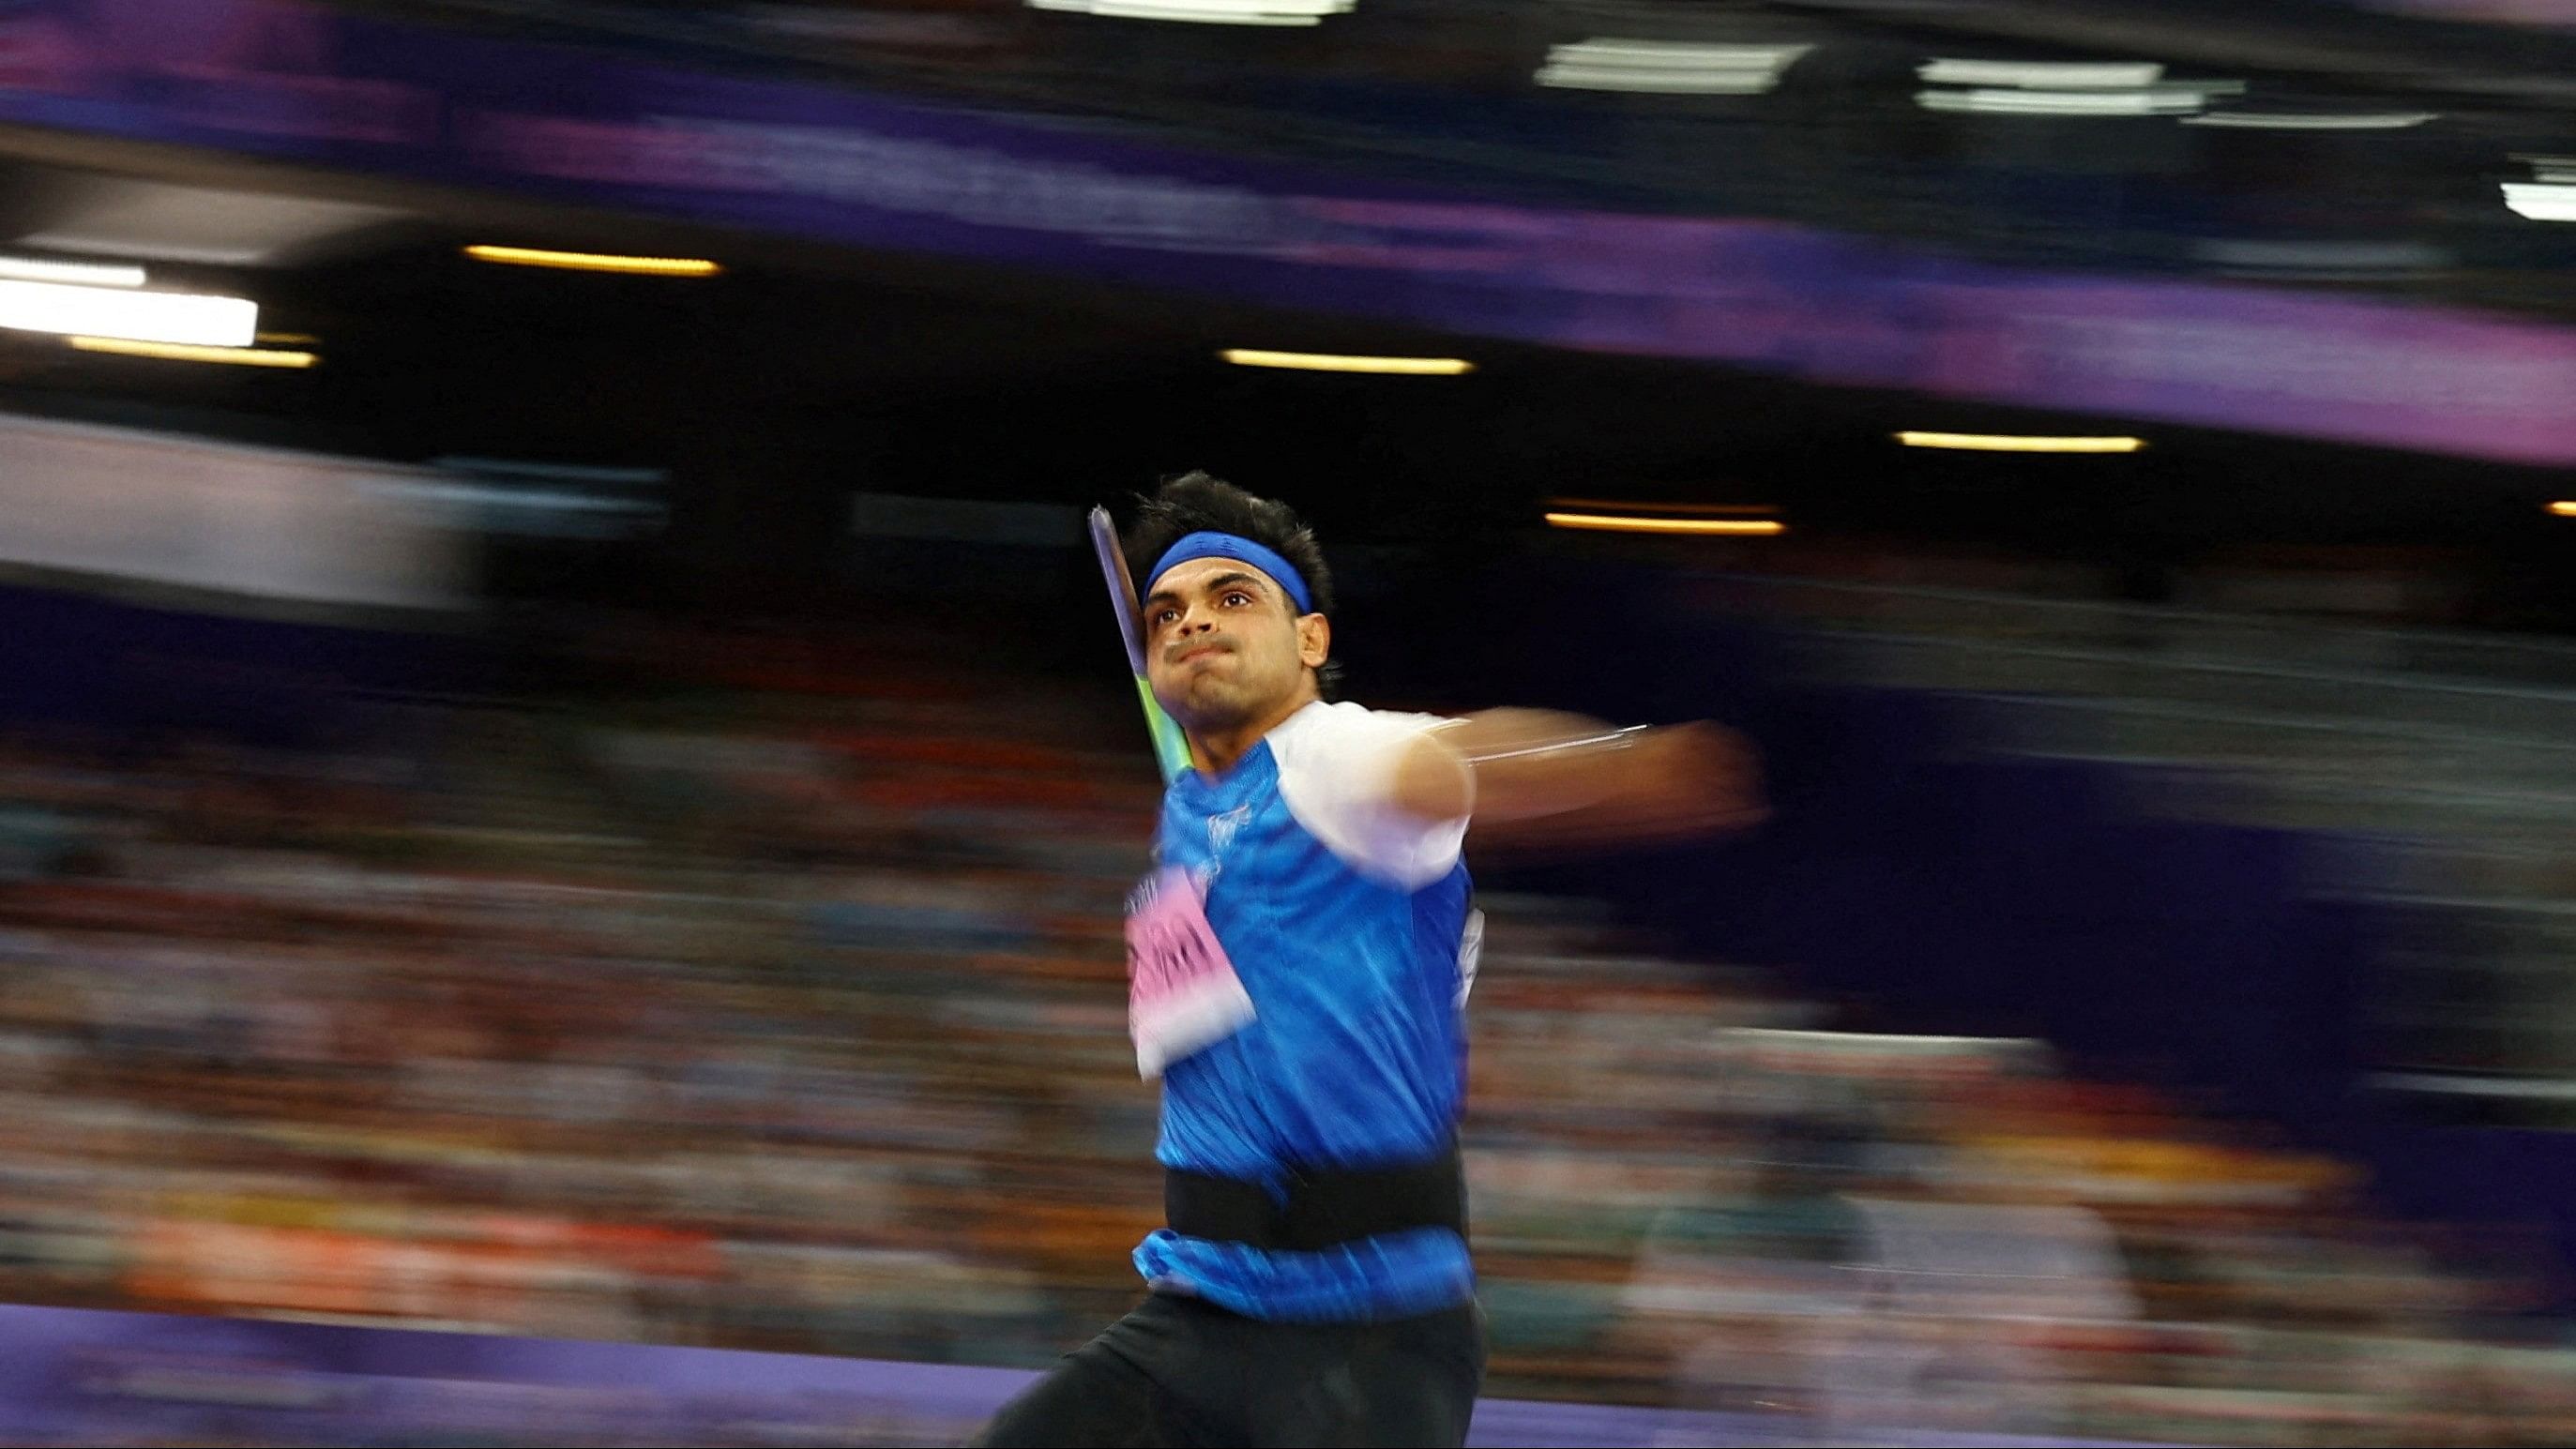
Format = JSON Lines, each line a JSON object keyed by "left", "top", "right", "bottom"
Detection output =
{"left": 1268, "top": 702, "right": 1471, "bottom": 891}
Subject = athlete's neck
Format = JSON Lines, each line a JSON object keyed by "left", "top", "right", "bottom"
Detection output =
{"left": 1187, "top": 685, "right": 1320, "bottom": 777}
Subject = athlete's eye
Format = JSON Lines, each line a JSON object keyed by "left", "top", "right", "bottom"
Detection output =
{"left": 1223, "top": 591, "right": 1252, "bottom": 608}
{"left": 1152, "top": 607, "right": 1180, "bottom": 626}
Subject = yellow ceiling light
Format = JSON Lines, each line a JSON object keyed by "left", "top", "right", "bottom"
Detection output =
{"left": 1544, "top": 511, "right": 1786, "bottom": 536}
{"left": 1897, "top": 430, "right": 2145, "bottom": 453}
{"left": 69, "top": 337, "right": 317, "bottom": 368}
{"left": 1220, "top": 348, "right": 1474, "bottom": 375}
{"left": 2549, "top": 501, "right": 2576, "bottom": 518}
{"left": 463, "top": 245, "right": 721, "bottom": 277}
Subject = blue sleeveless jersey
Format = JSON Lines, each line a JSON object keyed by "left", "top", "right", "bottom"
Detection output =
{"left": 1129, "top": 701, "right": 1479, "bottom": 1323}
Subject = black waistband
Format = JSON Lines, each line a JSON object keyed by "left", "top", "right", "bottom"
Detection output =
{"left": 1164, "top": 1143, "right": 1465, "bottom": 1253}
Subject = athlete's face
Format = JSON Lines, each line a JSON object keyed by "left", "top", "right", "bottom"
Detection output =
{"left": 1142, "top": 558, "right": 1329, "bottom": 732}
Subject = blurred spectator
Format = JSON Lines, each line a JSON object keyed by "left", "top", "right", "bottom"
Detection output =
{"left": 0, "top": 606, "right": 2564, "bottom": 1445}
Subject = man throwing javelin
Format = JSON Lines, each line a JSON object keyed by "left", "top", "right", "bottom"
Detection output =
{"left": 976, "top": 473, "right": 1765, "bottom": 1448}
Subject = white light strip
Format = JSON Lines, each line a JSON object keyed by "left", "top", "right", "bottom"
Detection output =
{"left": 0, "top": 279, "right": 255, "bottom": 346}
{"left": 2185, "top": 111, "right": 2437, "bottom": 130}
{"left": 2504, "top": 181, "right": 2576, "bottom": 221}
{"left": 1027, "top": 0, "right": 1349, "bottom": 22}
{"left": 1919, "top": 86, "right": 2209, "bottom": 116}
{"left": 1538, "top": 69, "right": 1776, "bottom": 94}
{"left": 1919, "top": 58, "right": 2164, "bottom": 89}
{"left": 1549, "top": 39, "right": 1810, "bottom": 68}
{"left": 2196, "top": 238, "right": 2445, "bottom": 274}
{"left": 1538, "top": 40, "right": 1812, "bottom": 95}
{"left": 1731, "top": 1027, "right": 2042, "bottom": 1049}
{"left": 0, "top": 256, "right": 145, "bottom": 288}
{"left": 1220, "top": 348, "right": 1473, "bottom": 374}
{"left": 2374, "top": 1072, "right": 2576, "bottom": 1102}
{"left": 1090, "top": 2, "right": 1324, "bottom": 21}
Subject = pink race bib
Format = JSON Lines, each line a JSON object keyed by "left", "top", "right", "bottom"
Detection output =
{"left": 1125, "top": 867, "right": 1256, "bottom": 1079}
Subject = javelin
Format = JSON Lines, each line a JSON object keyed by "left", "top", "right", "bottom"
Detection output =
{"left": 1088, "top": 506, "right": 1191, "bottom": 782}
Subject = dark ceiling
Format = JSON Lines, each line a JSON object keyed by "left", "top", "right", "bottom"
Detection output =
{"left": 0, "top": 0, "right": 2566, "bottom": 600}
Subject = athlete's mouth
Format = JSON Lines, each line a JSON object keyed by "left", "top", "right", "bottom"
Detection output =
{"left": 1172, "top": 641, "right": 1230, "bottom": 666}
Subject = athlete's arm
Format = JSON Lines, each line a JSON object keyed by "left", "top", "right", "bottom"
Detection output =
{"left": 1390, "top": 709, "right": 1765, "bottom": 850}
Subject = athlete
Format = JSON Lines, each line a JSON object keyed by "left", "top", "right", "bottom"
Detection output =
{"left": 975, "top": 473, "right": 1764, "bottom": 1448}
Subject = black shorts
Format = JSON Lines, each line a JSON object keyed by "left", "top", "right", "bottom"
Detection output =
{"left": 972, "top": 1292, "right": 1486, "bottom": 1449}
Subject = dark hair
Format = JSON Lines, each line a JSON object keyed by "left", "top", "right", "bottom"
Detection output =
{"left": 1123, "top": 471, "right": 1341, "bottom": 696}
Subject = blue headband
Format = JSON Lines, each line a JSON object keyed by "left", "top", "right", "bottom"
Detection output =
{"left": 1147, "top": 532, "right": 1316, "bottom": 615}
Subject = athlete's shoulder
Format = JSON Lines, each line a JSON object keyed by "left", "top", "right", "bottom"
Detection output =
{"left": 1267, "top": 701, "right": 1465, "bottom": 890}
{"left": 1267, "top": 700, "right": 1453, "bottom": 761}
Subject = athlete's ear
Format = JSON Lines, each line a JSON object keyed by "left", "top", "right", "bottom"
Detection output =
{"left": 1296, "top": 612, "right": 1330, "bottom": 672}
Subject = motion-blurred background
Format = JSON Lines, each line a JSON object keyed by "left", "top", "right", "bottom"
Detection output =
{"left": 0, "top": 0, "right": 2572, "bottom": 1443}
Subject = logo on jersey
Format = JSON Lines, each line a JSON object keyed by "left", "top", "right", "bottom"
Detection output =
{"left": 1457, "top": 909, "right": 1484, "bottom": 1009}
{"left": 1206, "top": 804, "right": 1251, "bottom": 857}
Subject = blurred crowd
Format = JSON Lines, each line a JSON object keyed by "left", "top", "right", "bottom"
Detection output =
{"left": 0, "top": 611, "right": 2570, "bottom": 1445}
